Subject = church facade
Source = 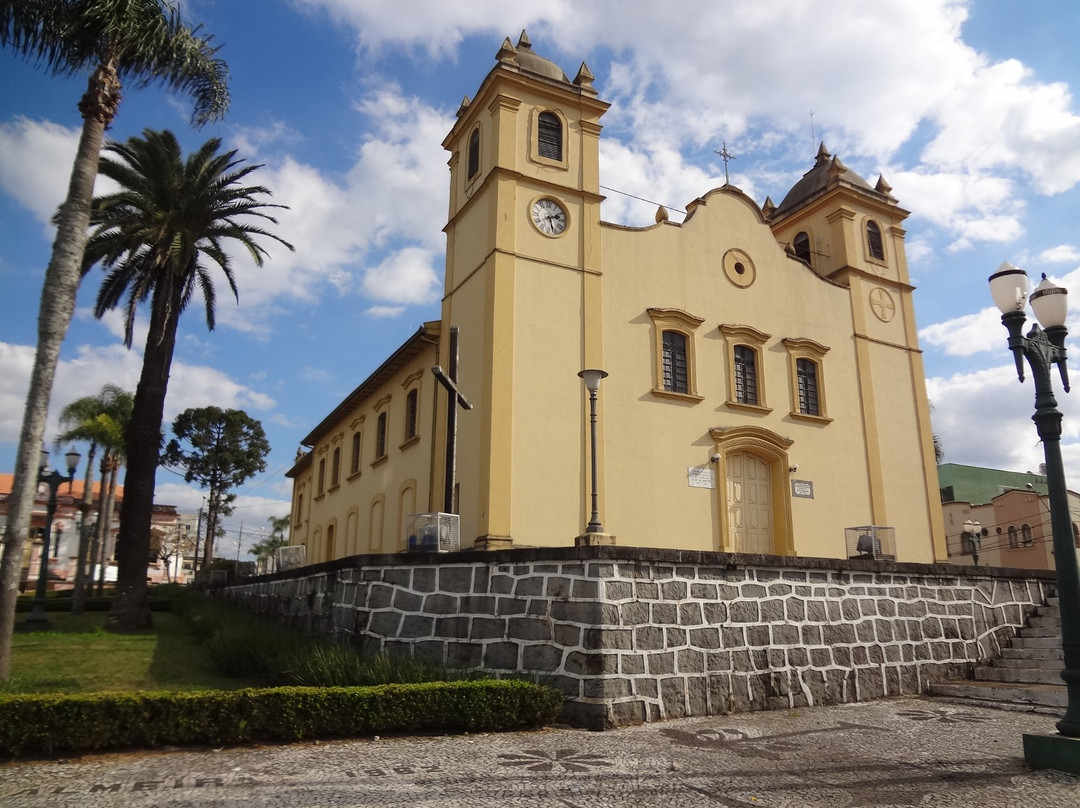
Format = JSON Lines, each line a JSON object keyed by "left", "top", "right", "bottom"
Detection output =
{"left": 286, "top": 34, "right": 946, "bottom": 565}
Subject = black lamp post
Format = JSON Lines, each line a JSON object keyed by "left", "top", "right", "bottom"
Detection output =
{"left": 25, "top": 446, "right": 81, "bottom": 629}
{"left": 963, "top": 518, "right": 982, "bottom": 567}
{"left": 989, "top": 262, "right": 1080, "bottom": 768}
{"left": 578, "top": 368, "right": 608, "bottom": 535}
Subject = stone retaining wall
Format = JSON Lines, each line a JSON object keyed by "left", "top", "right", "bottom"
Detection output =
{"left": 211, "top": 547, "right": 1055, "bottom": 728}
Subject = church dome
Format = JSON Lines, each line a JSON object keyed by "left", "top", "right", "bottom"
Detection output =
{"left": 773, "top": 142, "right": 875, "bottom": 220}
{"left": 502, "top": 31, "right": 569, "bottom": 83}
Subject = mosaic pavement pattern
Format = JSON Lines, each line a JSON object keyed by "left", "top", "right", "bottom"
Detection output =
{"left": 2, "top": 697, "right": 1078, "bottom": 807}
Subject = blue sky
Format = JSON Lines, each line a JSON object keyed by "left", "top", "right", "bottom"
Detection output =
{"left": 3, "top": 0, "right": 1080, "bottom": 555}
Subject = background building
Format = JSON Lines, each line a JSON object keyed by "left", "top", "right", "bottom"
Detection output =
{"left": 287, "top": 34, "right": 945, "bottom": 564}
{"left": 939, "top": 462, "right": 1080, "bottom": 570}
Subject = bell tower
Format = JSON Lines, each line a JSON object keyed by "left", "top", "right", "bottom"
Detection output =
{"left": 767, "top": 145, "right": 947, "bottom": 559}
{"left": 438, "top": 33, "right": 610, "bottom": 548}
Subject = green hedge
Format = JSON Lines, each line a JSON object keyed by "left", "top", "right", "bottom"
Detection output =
{"left": 0, "top": 679, "right": 563, "bottom": 757}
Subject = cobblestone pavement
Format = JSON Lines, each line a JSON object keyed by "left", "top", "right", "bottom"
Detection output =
{"left": 2, "top": 696, "right": 1079, "bottom": 807}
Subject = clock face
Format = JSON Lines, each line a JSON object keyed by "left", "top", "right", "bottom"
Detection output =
{"left": 531, "top": 198, "right": 567, "bottom": 236}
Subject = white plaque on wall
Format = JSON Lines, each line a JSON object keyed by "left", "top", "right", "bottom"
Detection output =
{"left": 688, "top": 467, "right": 716, "bottom": 489}
{"left": 792, "top": 479, "right": 814, "bottom": 498}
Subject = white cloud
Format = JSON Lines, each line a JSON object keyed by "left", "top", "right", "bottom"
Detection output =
{"left": 365, "top": 305, "right": 406, "bottom": 318}
{"left": 361, "top": 247, "right": 439, "bottom": 305}
{"left": 214, "top": 88, "right": 454, "bottom": 333}
{"left": 1039, "top": 245, "right": 1080, "bottom": 264}
{"left": 0, "top": 340, "right": 276, "bottom": 447}
{"left": 919, "top": 308, "right": 1005, "bottom": 357}
{"left": 0, "top": 117, "right": 79, "bottom": 226}
{"left": 928, "top": 364, "right": 1080, "bottom": 479}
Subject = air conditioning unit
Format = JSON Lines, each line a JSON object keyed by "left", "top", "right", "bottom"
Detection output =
{"left": 405, "top": 513, "right": 460, "bottom": 552}
{"left": 276, "top": 544, "right": 307, "bottom": 571}
{"left": 845, "top": 525, "right": 896, "bottom": 561}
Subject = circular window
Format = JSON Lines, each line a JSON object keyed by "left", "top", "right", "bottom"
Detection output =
{"left": 723, "top": 249, "right": 756, "bottom": 288}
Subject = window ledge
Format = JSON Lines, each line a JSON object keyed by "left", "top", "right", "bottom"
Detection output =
{"left": 651, "top": 388, "right": 705, "bottom": 403}
{"left": 789, "top": 412, "right": 833, "bottom": 425}
{"left": 725, "top": 400, "right": 773, "bottom": 415}
{"left": 370, "top": 455, "right": 389, "bottom": 468}
{"left": 327, "top": 484, "right": 341, "bottom": 494}
{"left": 346, "top": 470, "right": 362, "bottom": 482}
{"left": 399, "top": 435, "right": 420, "bottom": 451}
{"left": 313, "top": 493, "right": 325, "bottom": 502}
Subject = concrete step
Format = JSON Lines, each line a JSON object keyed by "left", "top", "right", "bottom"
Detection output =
{"left": 990, "top": 656, "right": 1062, "bottom": 671}
{"left": 1012, "top": 636, "right": 1062, "bottom": 650}
{"left": 1028, "top": 614, "right": 1062, "bottom": 628}
{"left": 1001, "top": 646, "right": 1062, "bottom": 661}
{"left": 974, "top": 666, "right": 1062, "bottom": 685}
{"left": 1018, "top": 625, "right": 1063, "bottom": 638}
{"left": 929, "top": 680, "right": 1067, "bottom": 711}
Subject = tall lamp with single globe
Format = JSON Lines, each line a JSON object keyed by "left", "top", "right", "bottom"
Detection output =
{"left": 989, "top": 262, "right": 1080, "bottom": 771}
{"left": 24, "top": 445, "right": 81, "bottom": 629}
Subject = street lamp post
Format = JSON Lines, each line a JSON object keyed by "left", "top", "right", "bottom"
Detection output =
{"left": 963, "top": 519, "right": 982, "bottom": 566}
{"left": 989, "top": 262, "right": 1080, "bottom": 769}
{"left": 25, "top": 446, "right": 81, "bottom": 629}
{"left": 578, "top": 369, "right": 608, "bottom": 536}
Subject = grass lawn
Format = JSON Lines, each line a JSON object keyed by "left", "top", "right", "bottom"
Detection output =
{"left": 2, "top": 611, "right": 253, "bottom": 694}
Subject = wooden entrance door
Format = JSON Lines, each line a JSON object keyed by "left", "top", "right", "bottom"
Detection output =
{"left": 727, "top": 451, "right": 773, "bottom": 553}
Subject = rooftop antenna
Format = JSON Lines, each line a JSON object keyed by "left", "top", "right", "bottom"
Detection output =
{"left": 810, "top": 110, "right": 816, "bottom": 149}
{"left": 714, "top": 141, "right": 736, "bottom": 185}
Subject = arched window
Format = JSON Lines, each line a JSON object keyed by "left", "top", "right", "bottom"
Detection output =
{"left": 350, "top": 431, "right": 362, "bottom": 475}
{"left": 1021, "top": 523, "right": 1033, "bottom": 546}
{"left": 325, "top": 523, "right": 336, "bottom": 561}
{"left": 866, "top": 220, "right": 885, "bottom": 261}
{"left": 793, "top": 231, "right": 812, "bottom": 264}
{"left": 376, "top": 412, "right": 388, "bottom": 460}
{"left": 331, "top": 447, "right": 341, "bottom": 488}
{"left": 795, "top": 358, "right": 819, "bottom": 416}
{"left": 661, "top": 330, "right": 689, "bottom": 393}
{"left": 317, "top": 458, "right": 326, "bottom": 495}
{"left": 734, "top": 345, "right": 759, "bottom": 405}
{"left": 467, "top": 127, "right": 480, "bottom": 179}
{"left": 1008, "top": 525, "right": 1018, "bottom": 548}
{"left": 405, "top": 388, "right": 419, "bottom": 440}
{"left": 537, "top": 111, "right": 562, "bottom": 161}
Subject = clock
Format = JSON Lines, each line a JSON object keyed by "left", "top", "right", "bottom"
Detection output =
{"left": 531, "top": 198, "right": 567, "bottom": 236}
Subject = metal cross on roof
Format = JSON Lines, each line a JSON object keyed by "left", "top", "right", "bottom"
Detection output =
{"left": 715, "top": 141, "right": 736, "bottom": 185}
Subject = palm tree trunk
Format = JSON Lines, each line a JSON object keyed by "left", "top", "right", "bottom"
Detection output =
{"left": 71, "top": 444, "right": 98, "bottom": 615}
{"left": 0, "top": 81, "right": 108, "bottom": 678}
{"left": 95, "top": 459, "right": 119, "bottom": 597}
{"left": 107, "top": 281, "right": 182, "bottom": 632}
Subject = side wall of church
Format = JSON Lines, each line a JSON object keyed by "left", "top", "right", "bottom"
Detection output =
{"left": 290, "top": 344, "right": 439, "bottom": 563}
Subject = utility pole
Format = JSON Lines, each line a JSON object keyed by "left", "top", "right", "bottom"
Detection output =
{"left": 193, "top": 503, "right": 203, "bottom": 575}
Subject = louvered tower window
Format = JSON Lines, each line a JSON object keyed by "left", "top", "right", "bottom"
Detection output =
{"left": 866, "top": 220, "right": 885, "bottom": 261}
{"left": 537, "top": 111, "right": 562, "bottom": 160}
{"left": 793, "top": 231, "right": 812, "bottom": 265}
{"left": 467, "top": 128, "right": 480, "bottom": 179}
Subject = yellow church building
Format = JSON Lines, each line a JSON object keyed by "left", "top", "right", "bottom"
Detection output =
{"left": 286, "top": 33, "right": 946, "bottom": 566}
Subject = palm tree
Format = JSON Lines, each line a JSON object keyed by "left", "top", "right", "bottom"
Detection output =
{"left": 84, "top": 129, "right": 292, "bottom": 632}
{"left": 55, "top": 384, "right": 132, "bottom": 613}
{"left": 0, "top": 0, "right": 228, "bottom": 678}
{"left": 250, "top": 515, "right": 291, "bottom": 573}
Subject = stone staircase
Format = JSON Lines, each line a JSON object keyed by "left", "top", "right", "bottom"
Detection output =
{"left": 929, "top": 596, "right": 1067, "bottom": 713}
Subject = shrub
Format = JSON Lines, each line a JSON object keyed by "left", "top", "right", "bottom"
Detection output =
{"left": 0, "top": 680, "right": 564, "bottom": 757}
